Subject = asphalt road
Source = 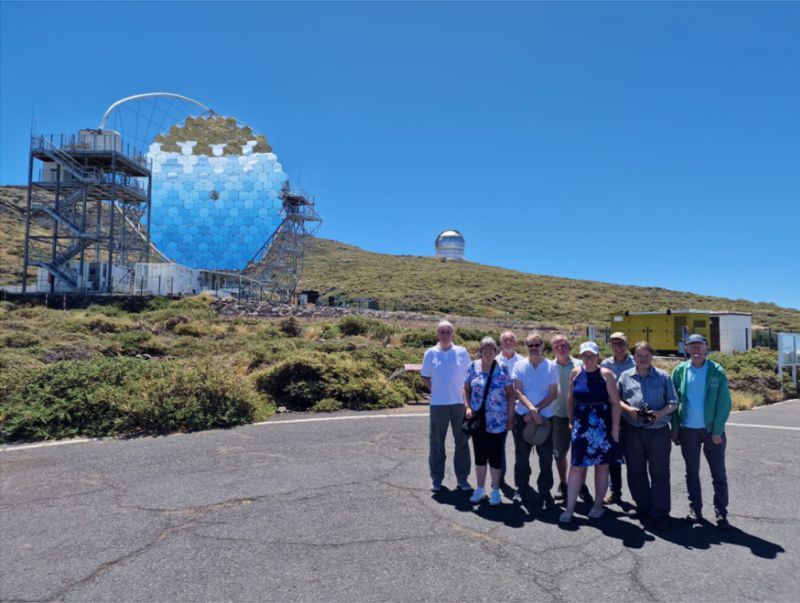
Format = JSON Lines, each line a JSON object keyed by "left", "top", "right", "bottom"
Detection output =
{"left": 1, "top": 401, "right": 799, "bottom": 602}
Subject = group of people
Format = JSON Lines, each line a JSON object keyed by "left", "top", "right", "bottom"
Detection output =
{"left": 421, "top": 321, "right": 733, "bottom": 532}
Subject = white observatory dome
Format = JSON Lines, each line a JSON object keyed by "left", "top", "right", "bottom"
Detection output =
{"left": 435, "top": 229, "right": 465, "bottom": 261}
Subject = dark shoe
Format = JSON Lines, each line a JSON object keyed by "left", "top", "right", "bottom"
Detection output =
{"left": 654, "top": 517, "right": 670, "bottom": 532}
{"left": 456, "top": 480, "right": 473, "bottom": 492}
{"left": 579, "top": 485, "right": 594, "bottom": 504}
{"left": 716, "top": 515, "right": 732, "bottom": 531}
{"left": 541, "top": 494, "right": 555, "bottom": 510}
{"left": 686, "top": 508, "right": 703, "bottom": 524}
{"left": 603, "top": 491, "right": 621, "bottom": 505}
{"left": 555, "top": 483, "right": 567, "bottom": 502}
{"left": 431, "top": 480, "right": 442, "bottom": 492}
{"left": 630, "top": 507, "right": 651, "bottom": 520}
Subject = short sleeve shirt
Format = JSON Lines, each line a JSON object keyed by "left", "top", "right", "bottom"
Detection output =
{"left": 511, "top": 358, "right": 559, "bottom": 417}
{"left": 464, "top": 361, "right": 513, "bottom": 433}
{"left": 600, "top": 355, "right": 635, "bottom": 380}
{"left": 553, "top": 357, "right": 582, "bottom": 418}
{"left": 421, "top": 344, "right": 471, "bottom": 406}
{"left": 618, "top": 366, "right": 678, "bottom": 429}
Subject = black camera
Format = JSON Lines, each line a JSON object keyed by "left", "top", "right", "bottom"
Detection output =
{"left": 637, "top": 404, "right": 656, "bottom": 426}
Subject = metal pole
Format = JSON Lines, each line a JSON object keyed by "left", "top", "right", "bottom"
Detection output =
{"left": 22, "top": 150, "right": 35, "bottom": 294}
{"left": 107, "top": 154, "right": 117, "bottom": 293}
{"left": 145, "top": 171, "right": 152, "bottom": 263}
{"left": 50, "top": 164, "right": 62, "bottom": 294}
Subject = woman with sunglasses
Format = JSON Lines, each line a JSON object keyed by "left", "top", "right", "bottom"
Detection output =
{"left": 559, "top": 341, "right": 623, "bottom": 523}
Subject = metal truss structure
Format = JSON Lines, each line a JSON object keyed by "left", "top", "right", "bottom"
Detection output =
{"left": 22, "top": 132, "right": 152, "bottom": 293}
{"left": 245, "top": 182, "right": 322, "bottom": 302}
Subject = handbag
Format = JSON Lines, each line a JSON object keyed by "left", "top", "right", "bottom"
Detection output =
{"left": 461, "top": 360, "right": 496, "bottom": 436}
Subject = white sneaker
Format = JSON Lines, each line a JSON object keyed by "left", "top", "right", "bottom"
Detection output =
{"left": 469, "top": 488, "right": 487, "bottom": 504}
{"left": 559, "top": 511, "right": 573, "bottom": 523}
{"left": 489, "top": 489, "right": 502, "bottom": 506}
{"left": 588, "top": 506, "right": 605, "bottom": 519}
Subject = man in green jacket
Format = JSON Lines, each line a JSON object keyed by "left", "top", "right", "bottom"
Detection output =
{"left": 671, "top": 334, "right": 733, "bottom": 530}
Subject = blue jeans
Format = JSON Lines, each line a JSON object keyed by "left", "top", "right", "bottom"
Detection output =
{"left": 679, "top": 427, "right": 728, "bottom": 517}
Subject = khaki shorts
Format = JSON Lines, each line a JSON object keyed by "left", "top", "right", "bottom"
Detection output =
{"left": 552, "top": 416, "right": 571, "bottom": 459}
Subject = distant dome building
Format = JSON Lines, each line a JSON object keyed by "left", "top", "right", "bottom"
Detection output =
{"left": 435, "top": 229, "right": 465, "bottom": 261}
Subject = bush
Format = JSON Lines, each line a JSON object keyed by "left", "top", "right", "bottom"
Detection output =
{"left": 401, "top": 329, "right": 438, "bottom": 348}
{"left": 454, "top": 327, "right": 494, "bottom": 344}
{"left": 312, "top": 398, "right": 343, "bottom": 413}
{"left": 338, "top": 315, "right": 395, "bottom": 339}
{"left": 104, "top": 331, "right": 166, "bottom": 357}
{"left": 0, "top": 358, "right": 262, "bottom": 442}
{"left": 1, "top": 332, "right": 40, "bottom": 348}
{"left": 253, "top": 352, "right": 408, "bottom": 411}
{"left": 40, "top": 344, "right": 96, "bottom": 363}
{"left": 279, "top": 317, "right": 303, "bottom": 337}
{"left": 173, "top": 321, "right": 214, "bottom": 337}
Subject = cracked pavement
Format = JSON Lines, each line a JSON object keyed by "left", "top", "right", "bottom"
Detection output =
{"left": 1, "top": 401, "right": 798, "bottom": 601}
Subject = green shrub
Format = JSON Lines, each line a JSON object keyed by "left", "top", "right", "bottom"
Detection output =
{"left": 319, "top": 323, "right": 341, "bottom": 339}
{"left": 401, "top": 329, "right": 438, "bottom": 348}
{"left": 454, "top": 327, "right": 494, "bottom": 344}
{"left": 253, "top": 352, "right": 408, "bottom": 411}
{"left": 339, "top": 315, "right": 373, "bottom": 336}
{"left": 311, "top": 398, "right": 343, "bottom": 413}
{"left": 338, "top": 315, "right": 395, "bottom": 339}
{"left": 40, "top": 344, "right": 96, "bottom": 363}
{"left": 1, "top": 332, "right": 40, "bottom": 348}
{"left": 279, "top": 316, "right": 303, "bottom": 337}
{"left": 0, "top": 358, "right": 262, "bottom": 442}
{"left": 173, "top": 321, "right": 213, "bottom": 337}
{"left": 104, "top": 331, "right": 166, "bottom": 357}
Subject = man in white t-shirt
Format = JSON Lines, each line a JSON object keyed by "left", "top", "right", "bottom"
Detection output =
{"left": 495, "top": 330, "right": 525, "bottom": 490}
{"left": 421, "top": 320, "right": 472, "bottom": 492}
{"left": 511, "top": 332, "right": 559, "bottom": 507}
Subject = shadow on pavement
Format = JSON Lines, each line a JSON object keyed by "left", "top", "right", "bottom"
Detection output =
{"left": 649, "top": 517, "right": 786, "bottom": 559}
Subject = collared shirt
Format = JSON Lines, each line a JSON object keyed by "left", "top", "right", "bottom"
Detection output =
{"left": 618, "top": 366, "right": 678, "bottom": 429}
{"left": 511, "top": 357, "right": 558, "bottom": 417}
{"left": 553, "top": 356, "right": 582, "bottom": 418}
{"left": 421, "top": 344, "right": 471, "bottom": 405}
{"left": 600, "top": 354, "right": 635, "bottom": 380}
{"left": 495, "top": 352, "right": 526, "bottom": 377}
{"left": 683, "top": 362, "right": 708, "bottom": 428}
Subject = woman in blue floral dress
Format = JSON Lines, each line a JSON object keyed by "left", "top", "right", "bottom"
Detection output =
{"left": 463, "top": 337, "right": 516, "bottom": 506}
{"left": 559, "top": 341, "right": 623, "bottom": 523}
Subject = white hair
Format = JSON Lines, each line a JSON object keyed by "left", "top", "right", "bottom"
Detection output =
{"left": 437, "top": 320, "right": 454, "bottom": 332}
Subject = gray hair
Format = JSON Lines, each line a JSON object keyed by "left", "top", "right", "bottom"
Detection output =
{"left": 436, "top": 320, "right": 454, "bottom": 333}
{"left": 479, "top": 336, "right": 498, "bottom": 352}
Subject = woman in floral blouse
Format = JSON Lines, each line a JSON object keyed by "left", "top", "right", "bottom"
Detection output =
{"left": 559, "top": 341, "right": 622, "bottom": 523}
{"left": 463, "top": 337, "right": 516, "bottom": 506}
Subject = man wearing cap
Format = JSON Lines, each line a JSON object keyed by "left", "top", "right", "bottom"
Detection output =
{"left": 618, "top": 341, "right": 678, "bottom": 531}
{"left": 496, "top": 331, "right": 526, "bottom": 490}
{"left": 421, "top": 320, "right": 472, "bottom": 492}
{"left": 550, "top": 334, "right": 593, "bottom": 504}
{"left": 511, "top": 332, "right": 559, "bottom": 508}
{"left": 671, "top": 334, "right": 733, "bottom": 530}
{"left": 600, "top": 332, "right": 635, "bottom": 506}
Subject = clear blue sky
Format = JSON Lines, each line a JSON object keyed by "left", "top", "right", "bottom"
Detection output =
{"left": 2, "top": 1, "right": 798, "bottom": 309}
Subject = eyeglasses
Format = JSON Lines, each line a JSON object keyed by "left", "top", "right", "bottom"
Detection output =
{"left": 526, "top": 343, "right": 542, "bottom": 348}
{"left": 553, "top": 342, "right": 569, "bottom": 349}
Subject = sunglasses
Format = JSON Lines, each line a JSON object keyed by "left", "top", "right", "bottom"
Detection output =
{"left": 526, "top": 343, "right": 543, "bottom": 348}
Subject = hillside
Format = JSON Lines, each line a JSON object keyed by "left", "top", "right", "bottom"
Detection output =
{"left": 2, "top": 184, "right": 798, "bottom": 332}
{"left": 300, "top": 238, "right": 800, "bottom": 331}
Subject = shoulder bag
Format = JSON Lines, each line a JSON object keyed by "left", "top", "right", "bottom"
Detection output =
{"left": 461, "top": 360, "right": 496, "bottom": 436}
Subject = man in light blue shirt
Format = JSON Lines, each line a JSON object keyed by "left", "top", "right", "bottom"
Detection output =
{"left": 671, "top": 334, "right": 733, "bottom": 530}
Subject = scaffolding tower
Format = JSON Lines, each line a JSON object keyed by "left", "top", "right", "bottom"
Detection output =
{"left": 245, "top": 182, "right": 322, "bottom": 302}
{"left": 22, "top": 130, "right": 152, "bottom": 294}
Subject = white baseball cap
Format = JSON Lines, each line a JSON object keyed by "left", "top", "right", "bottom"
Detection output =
{"left": 579, "top": 341, "right": 600, "bottom": 355}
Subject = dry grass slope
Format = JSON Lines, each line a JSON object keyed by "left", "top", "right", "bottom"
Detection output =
{"left": 300, "top": 237, "right": 800, "bottom": 331}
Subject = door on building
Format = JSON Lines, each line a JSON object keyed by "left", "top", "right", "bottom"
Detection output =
{"left": 710, "top": 316, "right": 721, "bottom": 352}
